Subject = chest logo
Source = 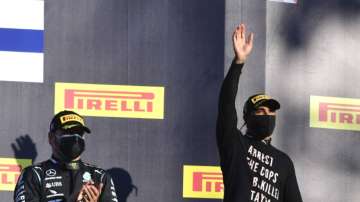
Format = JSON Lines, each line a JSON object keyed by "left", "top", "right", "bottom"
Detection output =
{"left": 45, "top": 181, "right": 63, "bottom": 188}
{"left": 82, "top": 171, "right": 92, "bottom": 182}
{"left": 46, "top": 169, "right": 57, "bottom": 177}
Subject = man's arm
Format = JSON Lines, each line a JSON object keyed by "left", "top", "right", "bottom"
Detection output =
{"left": 216, "top": 24, "right": 254, "bottom": 151}
{"left": 283, "top": 161, "right": 303, "bottom": 202}
{"left": 98, "top": 172, "right": 118, "bottom": 202}
{"left": 216, "top": 60, "right": 243, "bottom": 150}
{"left": 13, "top": 167, "right": 42, "bottom": 202}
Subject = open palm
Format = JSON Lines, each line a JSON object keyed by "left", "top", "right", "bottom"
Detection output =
{"left": 233, "top": 24, "right": 254, "bottom": 64}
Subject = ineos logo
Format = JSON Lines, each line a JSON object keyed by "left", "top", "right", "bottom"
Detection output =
{"left": 46, "top": 169, "right": 56, "bottom": 177}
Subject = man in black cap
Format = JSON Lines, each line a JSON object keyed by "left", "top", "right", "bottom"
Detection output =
{"left": 14, "top": 110, "right": 118, "bottom": 202}
{"left": 217, "top": 24, "right": 302, "bottom": 202}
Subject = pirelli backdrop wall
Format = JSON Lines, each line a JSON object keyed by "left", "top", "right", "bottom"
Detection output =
{"left": 265, "top": 1, "right": 360, "bottom": 201}
{"left": 1, "top": 0, "right": 360, "bottom": 201}
{"left": 0, "top": 0, "right": 226, "bottom": 201}
{"left": 226, "top": 0, "right": 360, "bottom": 202}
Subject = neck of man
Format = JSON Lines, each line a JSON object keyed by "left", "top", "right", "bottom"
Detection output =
{"left": 52, "top": 152, "right": 81, "bottom": 163}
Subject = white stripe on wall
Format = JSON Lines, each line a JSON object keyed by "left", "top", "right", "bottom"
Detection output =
{"left": 0, "top": 51, "right": 43, "bottom": 83}
{"left": 269, "top": 0, "right": 297, "bottom": 4}
{"left": 0, "top": 0, "right": 44, "bottom": 30}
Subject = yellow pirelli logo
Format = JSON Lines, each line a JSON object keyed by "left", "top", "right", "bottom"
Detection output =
{"left": 54, "top": 83, "right": 165, "bottom": 119}
{"left": 183, "top": 165, "right": 223, "bottom": 199}
{"left": 251, "top": 95, "right": 270, "bottom": 104}
{"left": 0, "top": 157, "right": 32, "bottom": 191}
{"left": 60, "top": 114, "right": 84, "bottom": 124}
{"left": 310, "top": 95, "right": 360, "bottom": 131}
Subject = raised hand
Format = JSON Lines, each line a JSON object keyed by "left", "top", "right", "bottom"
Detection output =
{"left": 233, "top": 23, "right": 254, "bottom": 64}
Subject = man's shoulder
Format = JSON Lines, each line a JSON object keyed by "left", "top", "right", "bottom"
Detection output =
{"left": 17, "top": 159, "right": 52, "bottom": 184}
{"left": 268, "top": 145, "right": 294, "bottom": 164}
{"left": 81, "top": 162, "right": 112, "bottom": 183}
{"left": 82, "top": 162, "right": 107, "bottom": 174}
{"left": 22, "top": 159, "right": 51, "bottom": 173}
{"left": 82, "top": 162, "right": 103, "bottom": 169}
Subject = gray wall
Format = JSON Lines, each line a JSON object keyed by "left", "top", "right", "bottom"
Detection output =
{"left": 1, "top": 0, "right": 225, "bottom": 201}
{"left": 266, "top": 1, "right": 360, "bottom": 201}
{"left": 225, "top": 0, "right": 267, "bottom": 130}
{"left": 1, "top": 0, "right": 359, "bottom": 201}
{"left": 225, "top": 0, "right": 360, "bottom": 201}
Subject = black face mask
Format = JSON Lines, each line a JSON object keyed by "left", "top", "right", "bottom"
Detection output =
{"left": 55, "top": 134, "right": 85, "bottom": 162}
{"left": 246, "top": 115, "right": 276, "bottom": 140}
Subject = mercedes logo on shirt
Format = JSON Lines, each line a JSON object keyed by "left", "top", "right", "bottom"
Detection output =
{"left": 82, "top": 171, "right": 92, "bottom": 183}
{"left": 46, "top": 169, "right": 57, "bottom": 177}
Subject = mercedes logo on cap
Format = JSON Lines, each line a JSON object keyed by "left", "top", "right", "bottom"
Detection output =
{"left": 46, "top": 169, "right": 56, "bottom": 177}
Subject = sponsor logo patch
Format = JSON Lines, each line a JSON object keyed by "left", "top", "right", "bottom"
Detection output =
{"left": 45, "top": 169, "right": 56, "bottom": 177}
{"left": 59, "top": 114, "right": 84, "bottom": 125}
{"left": 251, "top": 95, "right": 270, "bottom": 104}
{"left": 45, "top": 181, "right": 63, "bottom": 189}
{"left": 82, "top": 171, "right": 92, "bottom": 183}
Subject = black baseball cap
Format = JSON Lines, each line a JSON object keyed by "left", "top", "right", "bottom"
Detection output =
{"left": 243, "top": 94, "right": 280, "bottom": 119}
{"left": 50, "top": 110, "right": 91, "bottom": 133}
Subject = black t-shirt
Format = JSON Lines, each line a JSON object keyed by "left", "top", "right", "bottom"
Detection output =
{"left": 13, "top": 158, "right": 118, "bottom": 202}
{"left": 216, "top": 62, "right": 302, "bottom": 202}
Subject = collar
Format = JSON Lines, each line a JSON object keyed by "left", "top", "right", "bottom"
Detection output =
{"left": 50, "top": 156, "right": 83, "bottom": 170}
{"left": 245, "top": 134, "right": 272, "bottom": 145}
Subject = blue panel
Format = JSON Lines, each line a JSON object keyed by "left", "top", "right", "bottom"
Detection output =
{"left": 0, "top": 28, "right": 43, "bottom": 53}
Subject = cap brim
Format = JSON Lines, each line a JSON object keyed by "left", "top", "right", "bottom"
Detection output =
{"left": 64, "top": 125, "right": 91, "bottom": 134}
{"left": 257, "top": 99, "right": 280, "bottom": 111}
